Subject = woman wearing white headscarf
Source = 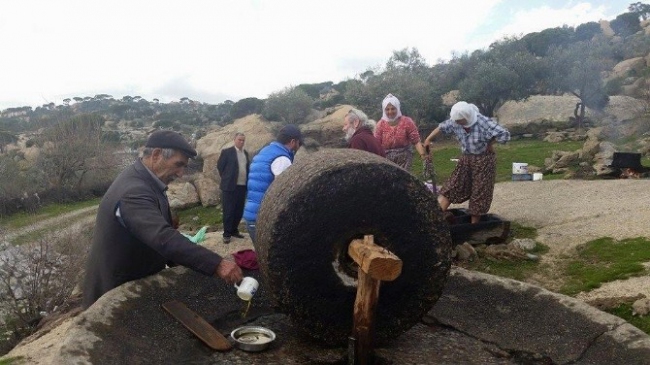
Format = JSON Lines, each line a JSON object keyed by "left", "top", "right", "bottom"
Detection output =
{"left": 374, "top": 94, "right": 427, "bottom": 171}
{"left": 424, "top": 101, "right": 510, "bottom": 224}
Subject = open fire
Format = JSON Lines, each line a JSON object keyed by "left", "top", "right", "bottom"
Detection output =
{"left": 610, "top": 152, "right": 649, "bottom": 179}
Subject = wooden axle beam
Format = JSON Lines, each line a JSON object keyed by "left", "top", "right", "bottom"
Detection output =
{"left": 348, "top": 235, "right": 402, "bottom": 365}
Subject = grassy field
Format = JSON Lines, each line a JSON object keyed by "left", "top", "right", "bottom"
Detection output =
{"left": 411, "top": 139, "right": 584, "bottom": 183}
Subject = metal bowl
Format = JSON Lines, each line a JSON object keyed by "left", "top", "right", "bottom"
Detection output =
{"left": 230, "top": 326, "right": 276, "bottom": 352}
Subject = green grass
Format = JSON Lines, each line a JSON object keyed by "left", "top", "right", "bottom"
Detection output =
{"left": 461, "top": 249, "right": 547, "bottom": 281}
{"left": 10, "top": 228, "right": 53, "bottom": 246}
{"left": 458, "top": 223, "right": 549, "bottom": 281}
{"left": 0, "top": 198, "right": 101, "bottom": 230}
{"left": 175, "top": 205, "right": 223, "bottom": 233}
{"left": 606, "top": 304, "right": 650, "bottom": 334}
{"left": 560, "top": 237, "right": 650, "bottom": 296}
{"left": 412, "top": 139, "right": 584, "bottom": 183}
{"left": 0, "top": 357, "right": 24, "bottom": 365}
{"left": 509, "top": 221, "right": 538, "bottom": 240}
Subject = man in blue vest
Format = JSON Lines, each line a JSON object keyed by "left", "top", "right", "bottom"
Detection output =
{"left": 243, "top": 124, "right": 303, "bottom": 243}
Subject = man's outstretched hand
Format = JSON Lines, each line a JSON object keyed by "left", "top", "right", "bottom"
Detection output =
{"left": 216, "top": 259, "right": 243, "bottom": 284}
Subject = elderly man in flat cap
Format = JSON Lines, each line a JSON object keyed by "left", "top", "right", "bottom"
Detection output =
{"left": 82, "top": 130, "right": 243, "bottom": 309}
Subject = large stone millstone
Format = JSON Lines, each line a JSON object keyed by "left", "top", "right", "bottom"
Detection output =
{"left": 255, "top": 149, "right": 452, "bottom": 345}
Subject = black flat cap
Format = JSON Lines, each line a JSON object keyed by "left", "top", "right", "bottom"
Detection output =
{"left": 145, "top": 130, "right": 197, "bottom": 158}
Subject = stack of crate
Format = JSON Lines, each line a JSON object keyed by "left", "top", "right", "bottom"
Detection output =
{"left": 512, "top": 162, "right": 532, "bottom": 181}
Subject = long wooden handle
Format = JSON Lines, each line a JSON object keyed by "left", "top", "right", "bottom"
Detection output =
{"left": 162, "top": 300, "right": 232, "bottom": 351}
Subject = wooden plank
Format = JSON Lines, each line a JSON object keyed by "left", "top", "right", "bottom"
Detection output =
{"left": 348, "top": 234, "right": 403, "bottom": 365}
{"left": 352, "top": 269, "right": 381, "bottom": 365}
{"left": 348, "top": 235, "right": 402, "bottom": 281}
{"left": 161, "top": 300, "right": 232, "bottom": 351}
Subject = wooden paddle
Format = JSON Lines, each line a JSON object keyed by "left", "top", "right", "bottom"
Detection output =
{"left": 162, "top": 299, "right": 232, "bottom": 351}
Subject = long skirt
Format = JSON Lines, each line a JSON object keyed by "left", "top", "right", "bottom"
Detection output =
{"left": 385, "top": 146, "right": 413, "bottom": 171}
{"left": 438, "top": 153, "right": 497, "bottom": 216}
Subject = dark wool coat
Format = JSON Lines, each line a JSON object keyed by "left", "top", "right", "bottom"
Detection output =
{"left": 217, "top": 146, "right": 250, "bottom": 191}
{"left": 82, "top": 159, "right": 222, "bottom": 308}
{"left": 349, "top": 126, "right": 386, "bottom": 157}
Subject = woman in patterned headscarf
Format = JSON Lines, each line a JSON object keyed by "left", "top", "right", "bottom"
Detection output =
{"left": 424, "top": 101, "right": 510, "bottom": 224}
{"left": 374, "top": 94, "right": 427, "bottom": 171}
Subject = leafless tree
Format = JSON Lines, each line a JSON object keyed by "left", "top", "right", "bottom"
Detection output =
{"left": 0, "top": 226, "right": 90, "bottom": 351}
{"left": 36, "top": 114, "right": 119, "bottom": 190}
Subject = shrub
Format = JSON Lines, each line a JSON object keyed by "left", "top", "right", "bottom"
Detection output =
{"left": 262, "top": 86, "right": 314, "bottom": 124}
{"left": 605, "top": 77, "right": 624, "bottom": 96}
{"left": 610, "top": 12, "right": 642, "bottom": 37}
{"left": 0, "top": 226, "right": 91, "bottom": 355}
{"left": 229, "top": 97, "right": 264, "bottom": 119}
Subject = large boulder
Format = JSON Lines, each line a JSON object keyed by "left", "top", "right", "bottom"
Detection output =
{"left": 621, "top": 78, "right": 647, "bottom": 98}
{"left": 167, "top": 180, "right": 200, "bottom": 209}
{"left": 496, "top": 95, "right": 584, "bottom": 126}
{"left": 608, "top": 57, "right": 647, "bottom": 80}
{"left": 193, "top": 172, "right": 220, "bottom": 207}
{"left": 601, "top": 95, "right": 648, "bottom": 123}
{"left": 301, "top": 104, "right": 357, "bottom": 148}
{"left": 196, "top": 115, "right": 276, "bottom": 177}
{"left": 191, "top": 114, "right": 333, "bottom": 208}
{"left": 496, "top": 95, "right": 647, "bottom": 127}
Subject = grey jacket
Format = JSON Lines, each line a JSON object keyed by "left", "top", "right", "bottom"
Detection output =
{"left": 82, "top": 159, "right": 222, "bottom": 308}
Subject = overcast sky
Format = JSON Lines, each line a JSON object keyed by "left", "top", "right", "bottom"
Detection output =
{"left": 0, "top": 0, "right": 640, "bottom": 110}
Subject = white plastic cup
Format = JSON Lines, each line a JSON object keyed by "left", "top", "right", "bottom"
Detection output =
{"left": 234, "top": 276, "right": 259, "bottom": 301}
{"left": 424, "top": 181, "right": 434, "bottom": 193}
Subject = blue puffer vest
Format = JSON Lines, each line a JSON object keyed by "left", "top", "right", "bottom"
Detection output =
{"left": 243, "top": 142, "right": 294, "bottom": 222}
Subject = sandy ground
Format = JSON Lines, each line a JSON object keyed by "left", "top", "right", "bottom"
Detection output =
{"left": 3, "top": 178, "right": 650, "bottom": 363}
{"left": 455, "top": 179, "right": 650, "bottom": 299}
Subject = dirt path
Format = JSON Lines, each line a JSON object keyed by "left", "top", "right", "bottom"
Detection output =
{"left": 1, "top": 205, "right": 98, "bottom": 245}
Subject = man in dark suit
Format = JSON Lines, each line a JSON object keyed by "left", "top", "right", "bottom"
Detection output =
{"left": 82, "top": 130, "right": 243, "bottom": 309}
{"left": 217, "top": 133, "right": 250, "bottom": 243}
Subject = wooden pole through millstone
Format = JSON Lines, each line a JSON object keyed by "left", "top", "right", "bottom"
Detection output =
{"left": 348, "top": 235, "right": 402, "bottom": 365}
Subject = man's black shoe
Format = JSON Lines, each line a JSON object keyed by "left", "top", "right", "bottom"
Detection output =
{"left": 232, "top": 233, "right": 245, "bottom": 239}
{"left": 223, "top": 236, "right": 231, "bottom": 244}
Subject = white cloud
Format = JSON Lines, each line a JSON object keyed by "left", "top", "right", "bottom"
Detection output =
{"left": 0, "top": 0, "right": 639, "bottom": 110}
{"left": 496, "top": 3, "right": 607, "bottom": 37}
